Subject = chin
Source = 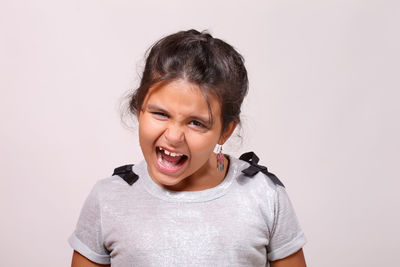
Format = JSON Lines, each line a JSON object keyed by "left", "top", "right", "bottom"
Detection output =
{"left": 151, "top": 169, "right": 188, "bottom": 189}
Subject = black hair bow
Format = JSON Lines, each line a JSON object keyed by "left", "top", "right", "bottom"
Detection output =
{"left": 239, "top": 152, "right": 285, "bottom": 187}
{"left": 112, "top": 164, "right": 139, "bottom": 185}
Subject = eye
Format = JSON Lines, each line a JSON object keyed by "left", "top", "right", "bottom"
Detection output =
{"left": 189, "top": 120, "right": 206, "bottom": 128}
{"left": 151, "top": 111, "right": 169, "bottom": 118}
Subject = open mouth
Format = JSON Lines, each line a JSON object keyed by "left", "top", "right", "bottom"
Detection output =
{"left": 155, "top": 146, "right": 188, "bottom": 172}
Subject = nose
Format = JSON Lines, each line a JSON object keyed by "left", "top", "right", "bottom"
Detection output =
{"left": 164, "top": 124, "right": 185, "bottom": 144}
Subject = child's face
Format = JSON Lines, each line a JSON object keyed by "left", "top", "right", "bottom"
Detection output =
{"left": 138, "top": 79, "right": 232, "bottom": 191}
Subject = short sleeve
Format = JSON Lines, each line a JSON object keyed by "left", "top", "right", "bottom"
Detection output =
{"left": 68, "top": 182, "right": 111, "bottom": 264}
{"left": 267, "top": 186, "right": 307, "bottom": 261}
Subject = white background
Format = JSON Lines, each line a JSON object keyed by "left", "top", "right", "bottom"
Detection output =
{"left": 1, "top": 0, "right": 399, "bottom": 266}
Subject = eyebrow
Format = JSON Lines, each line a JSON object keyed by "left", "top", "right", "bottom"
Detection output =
{"left": 146, "top": 104, "right": 212, "bottom": 126}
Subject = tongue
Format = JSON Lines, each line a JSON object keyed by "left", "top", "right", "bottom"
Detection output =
{"left": 161, "top": 152, "right": 182, "bottom": 163}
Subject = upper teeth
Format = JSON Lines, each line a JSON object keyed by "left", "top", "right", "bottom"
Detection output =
{"left": 159, "top": 147, "right": 183, "bottom": 157}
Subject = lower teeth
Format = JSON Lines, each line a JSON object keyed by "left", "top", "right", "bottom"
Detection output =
{"left": 158, "top": 151, "right": 162, "bottom": 163}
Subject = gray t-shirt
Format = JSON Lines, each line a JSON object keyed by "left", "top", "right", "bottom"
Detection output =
{"left": 69, "top": 156, "right": 306, "bottom": 266}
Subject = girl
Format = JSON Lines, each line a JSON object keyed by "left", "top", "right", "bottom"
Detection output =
{"left": 69, "top": 30, "right": 307, "bottom": 267}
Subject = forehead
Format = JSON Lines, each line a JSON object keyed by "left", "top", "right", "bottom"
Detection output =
{"left": 144, "top": 80, "right": 221, "bottom": 116}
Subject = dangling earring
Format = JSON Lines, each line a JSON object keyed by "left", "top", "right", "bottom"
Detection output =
{"left": 216, "top": 145, "right": 224, "bottom": 171}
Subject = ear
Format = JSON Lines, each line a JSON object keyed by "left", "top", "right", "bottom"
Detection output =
{"left": 218, "top": 121, "right": 238, "bottom": 145}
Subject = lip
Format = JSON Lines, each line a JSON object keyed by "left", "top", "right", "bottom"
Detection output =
{"left": 153, "top": 146, "right": 189, "bottom": 174}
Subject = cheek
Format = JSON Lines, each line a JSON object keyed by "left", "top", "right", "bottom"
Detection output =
{"left": 138, "top": 116, "right": 165, "bottom": 146}
{"left": 185, "top": 132, "right": 219, "bottom": 155}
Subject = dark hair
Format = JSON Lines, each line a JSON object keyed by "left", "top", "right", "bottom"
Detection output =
{"left": 129, "top": 29, "right": 248, "bottom": 132}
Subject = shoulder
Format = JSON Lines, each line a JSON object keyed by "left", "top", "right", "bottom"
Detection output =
{"left": 87, "top": 161, "right": 145, "bottom": 201}
{"left": 92, "top": 175, "right": 125, "bottom": 191}
{"left": 82, "top": 176, "right": 125, "bottom": 206}
{"left": 229, "top": 153, "right": 289, "bottom": 230}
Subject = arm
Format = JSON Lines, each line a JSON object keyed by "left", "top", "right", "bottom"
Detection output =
{"left": 270, "top": 249, "right": 306, "bottom": 267}
{"left": 71, "top": 251, "right": 110, "bottom": 267}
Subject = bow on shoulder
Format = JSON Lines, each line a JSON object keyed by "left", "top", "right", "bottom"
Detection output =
{"left": 239, "top": 152, "right": 285, "bottom": 187}
{"left": 112, "top": 164, "right": 139, "bottom": 185}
